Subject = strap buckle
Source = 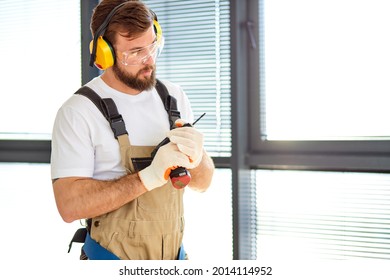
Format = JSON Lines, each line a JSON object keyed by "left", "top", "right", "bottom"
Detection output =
{"left": 109, "top": 115, "right": 128, "bottom": 139}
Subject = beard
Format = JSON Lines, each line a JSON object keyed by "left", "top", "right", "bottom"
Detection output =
{"left": 112, "top": 63, "right": 156, "bottom": 92}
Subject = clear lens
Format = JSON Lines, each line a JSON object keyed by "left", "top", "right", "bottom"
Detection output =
{"left": 121, "top": 37, "right": 164, "bottom": 66}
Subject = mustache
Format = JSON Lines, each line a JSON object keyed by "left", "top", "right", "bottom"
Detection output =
{"left": 136, "top": 65, "right": 155, "bottom": 77}
{"left": 142, "top": 65, "right": 155, "bottom": 71}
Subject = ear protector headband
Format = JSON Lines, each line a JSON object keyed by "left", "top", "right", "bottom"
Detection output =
{"left": 89, "top": 2, "right": 163, "bottom": 70}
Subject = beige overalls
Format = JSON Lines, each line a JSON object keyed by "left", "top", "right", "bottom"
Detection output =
{"left": 89, "top": 135, "right": 185, "bottom": 260}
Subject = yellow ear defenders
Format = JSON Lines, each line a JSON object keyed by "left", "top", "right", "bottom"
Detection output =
{"left": 89, "top": 2, "right": 163, "bottom": 70}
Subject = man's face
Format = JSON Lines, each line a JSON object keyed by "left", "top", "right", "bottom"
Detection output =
{"left": 112, "top": 25, "right": 158, "bottom": 91}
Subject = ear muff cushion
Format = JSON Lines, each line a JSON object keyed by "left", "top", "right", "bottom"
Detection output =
{"left": 89, "top": 36, "right": 115, "bottom": 70}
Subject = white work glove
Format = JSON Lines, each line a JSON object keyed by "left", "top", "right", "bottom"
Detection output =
{"left": 166, "top": 119, "right": 204, "bottom": 169}
{"left": 138, "top": 142, "right": 192, "bottom": 191}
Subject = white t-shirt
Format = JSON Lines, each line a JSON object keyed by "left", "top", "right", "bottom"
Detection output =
{"left": 51, "top": 76, "right": 193, "bottom": 180}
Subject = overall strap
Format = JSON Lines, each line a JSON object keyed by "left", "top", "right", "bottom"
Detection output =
{"left": 75, "top": 79, "right": 180, "bottom": 131}
{"left": 155, "top": 79, "right": 181, "bottom": 128}
{"left": 75, "top": 86, "right": 131, "bottom": 169}
{"left": 74, "top": 79, "right": 181, "bottom": 168}
{"left": 75, "top": 86, "right": 128, "bottom": 139}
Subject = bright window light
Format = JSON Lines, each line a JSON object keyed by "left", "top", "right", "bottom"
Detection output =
{"left": 262, "top": 0, "right": 390, "bottom": 140}
{"left": 0, "top": 0, "right": 81, "bottom": 140}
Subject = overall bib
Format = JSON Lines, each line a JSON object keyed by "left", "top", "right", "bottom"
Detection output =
{"left": 90, "top": 136, "right": 185, "bottom": 260}
{"left": 72, "top": 80, "right": 185, "bottom": 260}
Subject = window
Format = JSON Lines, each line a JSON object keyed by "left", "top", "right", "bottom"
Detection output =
{"left": 184, "top": 168, "right": 233, "bottom": 260}
{"left": 0, "top": 0, "right": 81, "bottom": 140}
{"left": 253, "top": 0, "right": 390, "bottom": 261}
{"left": 8, "top": 0, "right": 390, "bottom": 263}
{"left": 249, "top": 0, "right": 390, "bottom": 172}
{"left": 260, "top": 0, "right": 390, "bottom": 141}
{"left": 0, "top": 163, "right": 232, "bottom": 261}
{"left": 143, "top": 0, "right": 233, "bottom": 259}
{"left": 257, "top": 170, "right": 390, "bottom": 260}
{"left": 143, "top": 0, "right": 231, "bottom": 157}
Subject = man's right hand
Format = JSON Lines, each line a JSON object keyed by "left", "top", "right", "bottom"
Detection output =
{"left": 138, "top": 142, "right": 192, "bottom": 191}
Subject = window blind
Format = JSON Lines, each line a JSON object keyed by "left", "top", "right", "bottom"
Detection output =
{"left": 144, "top": 0, "right": 231, "bottom": 157}
{"left": 257, "top": 170, "right": 390, "bottom": 260}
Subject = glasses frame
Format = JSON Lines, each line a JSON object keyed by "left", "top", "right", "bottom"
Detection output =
{"left": 119, "top": 38, "right": 163, "bottom": 66}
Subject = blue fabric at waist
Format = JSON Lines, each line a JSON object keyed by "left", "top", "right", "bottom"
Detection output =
{"left": 83, "top": 232, "right": 186, "bottom": 260}
{"left": 84, "top": 232, "right": 120, "bottom": 260}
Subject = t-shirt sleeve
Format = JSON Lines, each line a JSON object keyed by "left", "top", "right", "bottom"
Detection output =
{"left": 50, "top": 105, "right": 95, "bottom": 179}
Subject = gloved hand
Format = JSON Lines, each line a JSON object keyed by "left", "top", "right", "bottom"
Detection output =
{"left": 138, "top": 142, "right": 192, "bottom": 191}
{"left": 166, "top": 119, "right": 204, "bottom": 169}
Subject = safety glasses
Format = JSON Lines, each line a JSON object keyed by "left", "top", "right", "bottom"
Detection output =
{"left": 120, "top": 37, "right": 164, "bottom": 66}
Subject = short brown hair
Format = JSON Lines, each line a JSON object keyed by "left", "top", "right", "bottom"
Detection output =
{"left": 90, "top": 0, "right": 154, "bottom": 45}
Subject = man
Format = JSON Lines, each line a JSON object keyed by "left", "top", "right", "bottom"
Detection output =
{"left": 51, "top": 0, "right": 214, "bottom": 260}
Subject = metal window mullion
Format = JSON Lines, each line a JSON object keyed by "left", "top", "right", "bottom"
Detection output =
{"left": 82, "top": 0, "right": 100, "bottom": 85}
{"left": 230, "top": 0, "right": 257, "bottom": 260}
